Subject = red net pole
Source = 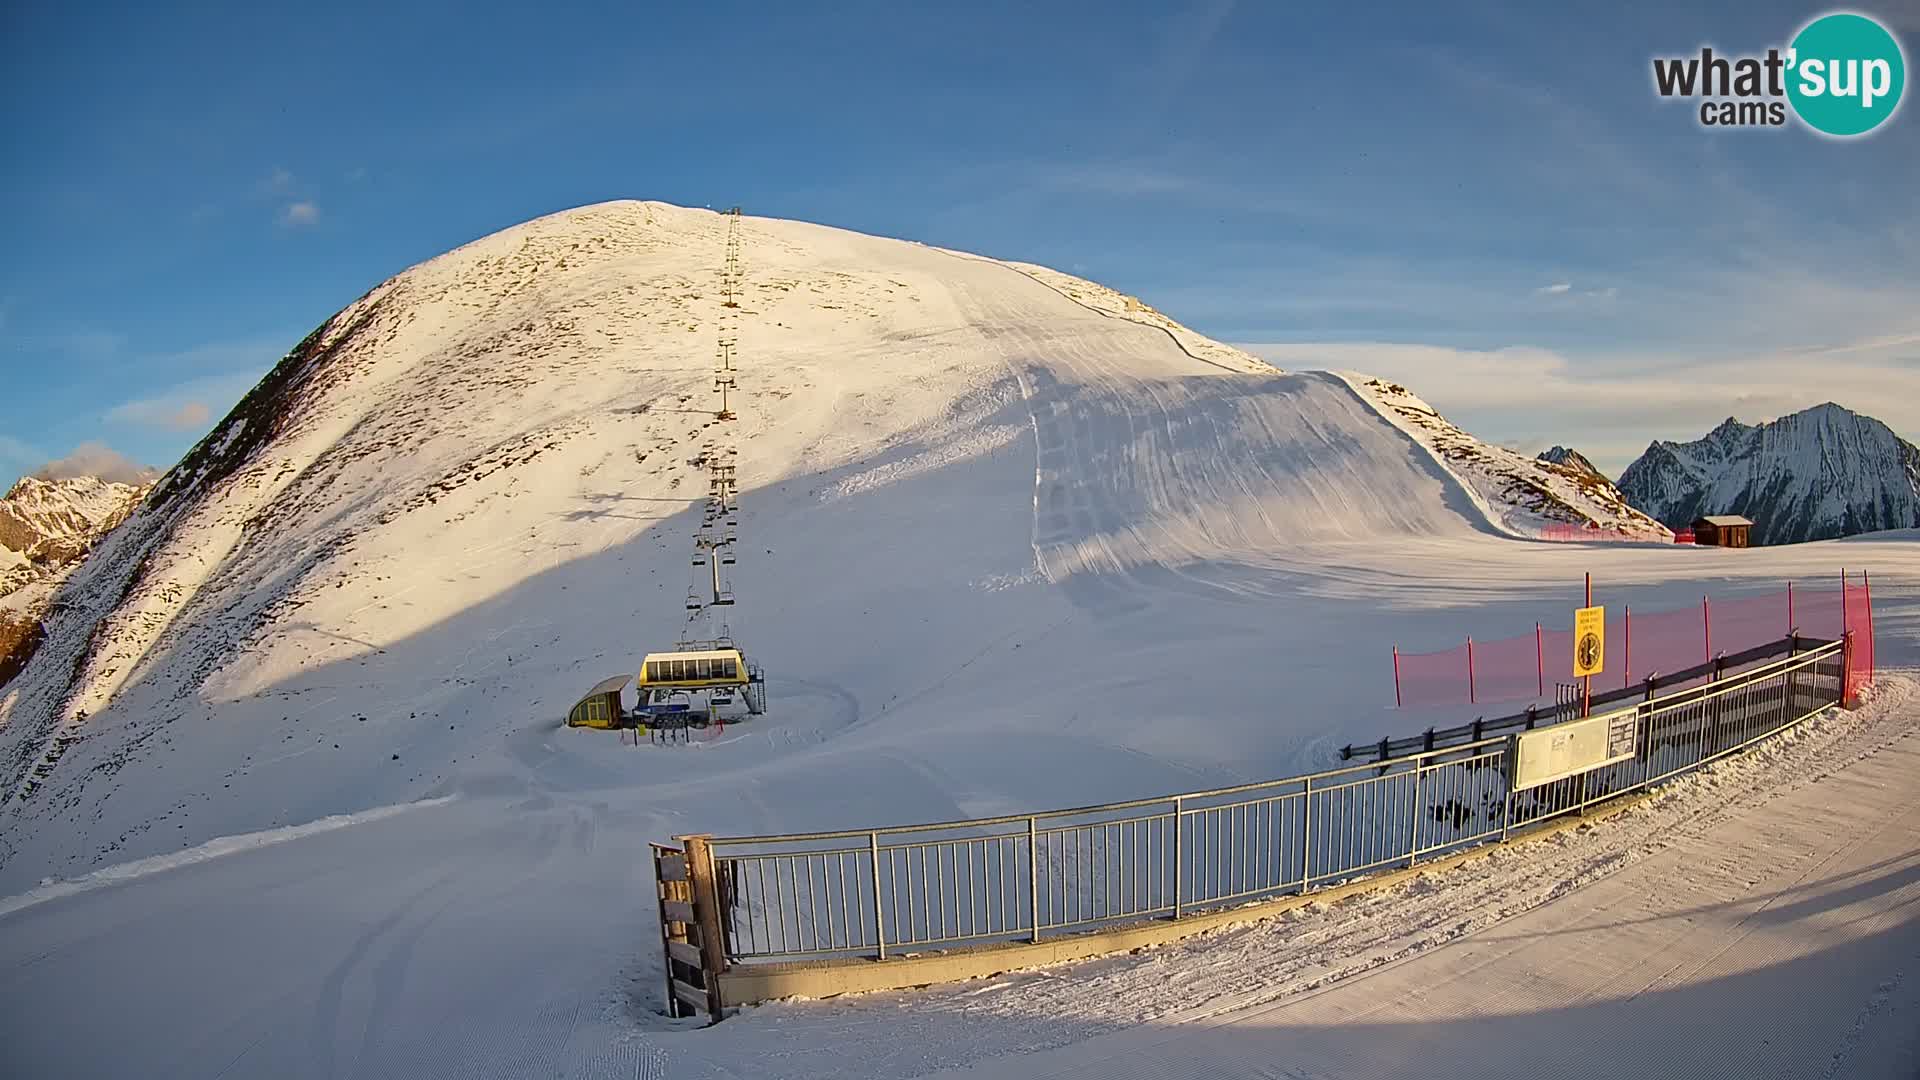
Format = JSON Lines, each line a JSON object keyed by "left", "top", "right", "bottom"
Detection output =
{"left": 1841, "top": 567, "right": 1849, "bottom": 646}
{"left": 1702, "top": 595, "right": 1712, "bottom": 665}
{"left": 1865, "top": 571, "right": 1875, "bottom": 687}
{"left": 1393, "top": 646, "right": 1402, "bottom": 708}
{"left": 1467, "top": 637, "right": 1476, "bottom": 705}
{"left": 1584, "top": 573, "right": 1592, "bottom": 718}
{"left": 1535, "top": 623, "right": 1543, "bottom": 697}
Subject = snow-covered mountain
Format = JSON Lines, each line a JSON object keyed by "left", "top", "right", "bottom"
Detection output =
{"left": 1536, "top": 445, "right": 1607, "bottom": 484}
{"left": 1345, "top": 378, "right": 1672, "bottom": 541}
{"left": 1618, "top": 403, "right": 1920, "bottom": 545}
{"left": 0, "top": 476, "right": 149, "bottom": 687}
{"left": 0, "top": 475, "right": 148, "bottom": 585}
{"left": 0, "top": 199, "right": 1647, "bottom": 886}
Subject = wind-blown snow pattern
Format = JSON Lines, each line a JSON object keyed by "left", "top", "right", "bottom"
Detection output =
{"left": 1619, "top": 402, "right": 1920, "bottom": 545}
{"left": 0, "top": 200, "right": 1913, "bottom": 1078}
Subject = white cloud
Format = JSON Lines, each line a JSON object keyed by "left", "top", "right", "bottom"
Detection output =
{"left": 109, "top": 399, "right": 211, "bottom": 432}
{"left": 1239, "top": 336, "right": 1920, "bottom": 475}
{"left": 1536, "top": 282, "right": 1572, "bottom": 295}
{"left": 281, "top": 201, "right": 320, "bottom": 227}
{"left": 106, "top": 372, "right": 261, "bottom": 435}
{"left": 264, "top": 167, "right": 295, "bottom": 193}
{"left": 32, "top": 442, "right": 158, "bottom": 485}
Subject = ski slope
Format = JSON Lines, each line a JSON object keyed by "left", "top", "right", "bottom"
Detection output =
{"left": 0, "top": 200, "right": 1506, "bottom": 885}
{"left": 0, "top": 201, "right": 1915, "bottom": 1078}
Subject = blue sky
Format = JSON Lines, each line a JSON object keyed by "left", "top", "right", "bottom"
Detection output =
{"left": 3, "top": 0, "right": 1917, "bottom": 486}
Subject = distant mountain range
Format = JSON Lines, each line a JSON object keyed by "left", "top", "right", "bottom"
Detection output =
{"left": 1618, "top": 403, "right": 1920, "bottom": 545}
{"left": 1, "top": 475, "right": 149, "bottom": 687}
{"left": 1, "top": 476, "right": 148, "bottom": 595}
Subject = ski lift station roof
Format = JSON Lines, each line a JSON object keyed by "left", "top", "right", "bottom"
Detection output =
{"left": 566, "top": 674, "right": 632, "bottom": 728}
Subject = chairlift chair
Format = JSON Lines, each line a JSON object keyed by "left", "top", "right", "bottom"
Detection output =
{"left": 720, "top": 551, "right": 736, "bottom": 565}
{"left": 714, "top": 590, "right": 735, "bottom": 606}
{"left": 684, "top": 590, "right": 703, "bottom": 611}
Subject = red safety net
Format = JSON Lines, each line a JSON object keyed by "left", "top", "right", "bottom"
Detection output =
{"left": 1711, "top": 592, "right": 1792, "bottom": 656}
{"left": 1539, "top": 524, "right": 1672, "bottom": 544}
{"left": 1472, "top": 633, "right": 1545, "bottom": 704}
{"left": 1846, "top": 581, "right": 1875, "bottom": 702}
{"left": 1796, "top": 584, "right": 1845, "bottom": 640}
{"left": 1395, "top": 642, "right": 1469, "bottom": 706}
{"left": 1391, "top": 581, "right": 1864, "bottom": 709}
{"left": 1619, "top": 605, "right": 1709, "bottom": 680}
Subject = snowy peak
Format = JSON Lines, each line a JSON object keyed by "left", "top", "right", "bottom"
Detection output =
{"left": 1618, "top": 402, "right": 1920, "bottom": 544}
{"left": 0, "top": 474, "right": 148, "bottom": 692}
{"left": 0, "top": 475, "right": 148, "bottom": 588}
{"left": 1535, "top": 446, "right": 1607, "bottom": 484}
{"left": 1343, "top": 377, "right": 1672, "bottom": 541}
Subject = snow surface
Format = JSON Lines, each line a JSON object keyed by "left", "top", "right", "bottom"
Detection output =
{"left": 1, "top": 200, "right": 1584, "bottom": 881}
{"left": 915, "top": 678, "right": 1920, "bottom": 1080}
{"left": 0, "top": 201, "right": 1914, "bottom": 1077}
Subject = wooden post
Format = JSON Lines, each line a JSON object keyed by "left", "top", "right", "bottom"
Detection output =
{"left": 681, "top": 835, "right": 729, "bottom": 1022}
{"left": 652, "top": 845, "right": 692, "bottom": 1019}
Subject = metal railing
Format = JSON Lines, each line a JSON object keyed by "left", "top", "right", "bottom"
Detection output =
{"left": 683, "top": 638, "right": 1848, "bottom": 970}
{"left": 1350, "top": 632, "right": 1825, "bottom": 764}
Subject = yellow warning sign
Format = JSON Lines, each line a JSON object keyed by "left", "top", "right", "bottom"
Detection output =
{"left": 1573, "top": 605, "right": 1605, "bottom": 677}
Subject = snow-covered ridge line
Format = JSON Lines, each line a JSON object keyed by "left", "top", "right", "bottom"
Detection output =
{"left": 1337, "top": 372, "right": 1672, "bottom": 541}
{"left": 0, "top": 795, "right": 455, "bottom": 920}
{"left": 925, "top": 245, "right": 1280, "bottom": 376}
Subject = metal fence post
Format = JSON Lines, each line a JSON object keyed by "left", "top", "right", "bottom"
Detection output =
{"left": 1407, "top": 762, "right": 1422, "bottom": 867}
{"left": 869, "top": 831, "right": 886, "bottom": 960}
{"left": 1299, "top": 779, "right": 1313, "bottom": 894}
{"left": 1027, "top": 816, "right": 1041, "bottom": 943}
{"left": 1500, "top": 738, "right": 1516, "bottom": 842}
{"left": 1171, "top": 797, "right": 1184, "bottom": 919}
